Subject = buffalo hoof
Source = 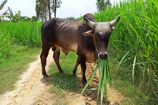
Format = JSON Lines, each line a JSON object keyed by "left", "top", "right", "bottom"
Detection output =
{"left": 81, "top": 81, "right": 87, "bottom": 88}
{"left": 60, "top": 70, "right": 66, "bottom": 74}
{"left": 43, "top": 73, "right": 49, "bottom": 77}
{"left": 72, "top": 72, "right": 76, "bottom": 76}
{"left": 82, "top": 79, "right": 87, "bottom": 85}
{"left": 41, "top": 76, "right": 48, "bottom": 83}
{"left": 59, "top": 70, "right": 64, "bottom": 74}
{"left": 72, "top": 69, "right": 77, "bottom": 76}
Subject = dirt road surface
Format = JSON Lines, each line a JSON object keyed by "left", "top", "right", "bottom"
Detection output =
{"left": 0, "top": 51, "right": 123, "bottom": 105}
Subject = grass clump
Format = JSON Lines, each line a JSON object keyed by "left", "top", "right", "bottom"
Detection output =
{"left": 82, "top": 59, "right": 111, "bottom": 105}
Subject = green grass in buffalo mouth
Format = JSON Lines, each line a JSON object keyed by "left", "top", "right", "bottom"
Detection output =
{"left": 81, "top": 59, "right": 111, "bottom": 105}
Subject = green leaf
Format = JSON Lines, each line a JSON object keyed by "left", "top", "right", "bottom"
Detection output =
{"left": 81, "top": 63, "right": 100, "bottom": 94}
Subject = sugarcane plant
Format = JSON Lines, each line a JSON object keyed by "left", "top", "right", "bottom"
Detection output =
{"left": 81, "top": 59, "right": 111, "bottom": 105}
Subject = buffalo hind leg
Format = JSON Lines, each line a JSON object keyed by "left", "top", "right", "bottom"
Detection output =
{"left": 53, "top": 48, "right": 63, "bottom": 73}
{"left": 40, "top": 44, "right": 51, "bottom": 78}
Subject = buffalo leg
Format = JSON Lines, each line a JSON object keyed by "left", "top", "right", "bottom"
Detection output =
{"left": 53, "top": 48, "right": 63, "bottom": 73}
{"left": 72, "top": 56, "right": 80, "bottom": 75}
{"left": 40, "top": 44, "right": 51, "bottom": 77}
{"left": 80, "top": 57, "right": 87, "bottom": 84}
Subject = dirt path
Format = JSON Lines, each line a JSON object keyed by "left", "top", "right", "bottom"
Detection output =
{"left": 0, "top": 51, "right": 54, "bottom": 105}
{"left": 0, "top": 51, "right": 123, "bottom": 105}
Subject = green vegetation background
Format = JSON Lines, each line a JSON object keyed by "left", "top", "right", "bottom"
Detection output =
{"left": 0, "top": 0, "right": 158, "bottom": 104}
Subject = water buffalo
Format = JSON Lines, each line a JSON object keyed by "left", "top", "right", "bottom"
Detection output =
{"left": 40, "top": 13, "right": 120, "bottom": 84}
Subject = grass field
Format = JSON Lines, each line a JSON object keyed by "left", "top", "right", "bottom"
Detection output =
{"left": 0, "top": 22, "right": 41, "bottom": 46}
{"left": 0, "top": 46, "right": 40, "bottom": 94}
{"left": 0, "top": 21, "right": 41, "bottom": 93}
{"left": 0, "top": 22, "right": 41, "bottom": 61}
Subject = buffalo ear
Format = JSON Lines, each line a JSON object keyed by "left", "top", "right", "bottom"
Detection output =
{"left": 82, "top": 30, "right": 93, "bottom": 36}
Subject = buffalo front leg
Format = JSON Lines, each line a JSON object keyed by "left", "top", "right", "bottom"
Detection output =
{"left": 53, "top": 48, "right": 63, "bottom": 73}
{"left": 72, "top": 56, "right": 81, "bottom": 76}
{"left": 40, "top": 44, "right": 51, "bottom": 78}
{"left": 80, "top": 57, "right": 87, "bottom": 84}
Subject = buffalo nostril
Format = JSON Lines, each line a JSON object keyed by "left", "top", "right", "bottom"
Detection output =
{"left": 98, "top": 53, "right": 108, "bottom": 59}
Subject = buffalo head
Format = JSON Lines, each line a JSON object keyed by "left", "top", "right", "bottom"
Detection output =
{"left": 83, "top": 16, "right": 120, "bottom": 59}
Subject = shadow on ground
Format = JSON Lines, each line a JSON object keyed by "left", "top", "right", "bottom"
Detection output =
{"left": 46, "top": 72, "right": 103, "bottom": 104}
{"left": 47, "top": 72, "right": 81, "bottom": 93}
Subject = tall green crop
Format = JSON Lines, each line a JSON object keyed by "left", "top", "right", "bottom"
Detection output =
{"left": 0, "top": 22, "right": 41, "bottom": 47}
{"left": 82, "top": 59, "right": 111, "bottom": 105}
{"left": 95, "top": 0, "right": 158, "bottom": 104}
{"left": 0, "top": 21, "right": 41, "bottom": 61}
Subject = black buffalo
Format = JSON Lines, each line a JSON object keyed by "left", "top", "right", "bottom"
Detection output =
{"left": 40, "top": 13, "right": 120, "bottom": 84}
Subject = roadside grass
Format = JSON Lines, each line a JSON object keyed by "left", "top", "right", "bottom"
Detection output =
{"left": 113, "top": 80, "right": 148, "bottom": 105}
{"left": 47, "top": 52, "right": 148, "bottom": 105}
{"left": 109, "top": 59, "right": 148, "bottom": 105}
{"left": 0, "top": 21, "right": 41, "bottom": 94}
{"left": 0, "top": 45, "right": 40, "bottom": 94}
